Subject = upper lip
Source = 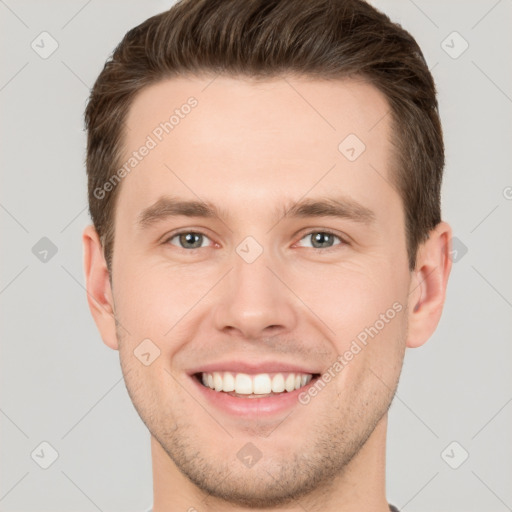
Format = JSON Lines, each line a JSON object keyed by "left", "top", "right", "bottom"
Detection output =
{"left": 188, "top": 360, "right": 322, "bottom": 376}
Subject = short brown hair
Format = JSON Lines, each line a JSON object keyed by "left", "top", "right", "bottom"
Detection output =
{"left": 85, "top": 0, "right": 443, "bottom": 272}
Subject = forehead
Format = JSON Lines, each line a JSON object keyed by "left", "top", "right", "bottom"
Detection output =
{"left": 125, "top": 74, "right": 391, "bottom": 153}
{"left": 117, "top": 75, "right": 399, "bottom": 226}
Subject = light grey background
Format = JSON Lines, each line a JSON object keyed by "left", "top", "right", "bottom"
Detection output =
{"left": 1, "top": 1, "right": 511, "bottom": 511}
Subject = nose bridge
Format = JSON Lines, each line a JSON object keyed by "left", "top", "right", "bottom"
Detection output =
{"left": 213, "top": 239, "right": 297, "bottom": 338}
{"left": 232, "top": 248, "right": 274, "bottom": 303}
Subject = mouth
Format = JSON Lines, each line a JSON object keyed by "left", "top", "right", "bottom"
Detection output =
{"left": 193, "top": 371, "right": 321, "bottom": 398}
{"left": 187, "top": 360, "right": 323, "bottom": 417}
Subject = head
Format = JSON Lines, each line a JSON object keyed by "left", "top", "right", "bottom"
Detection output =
{"left": 83, "top": 0, "right": 452, "bottom": 508}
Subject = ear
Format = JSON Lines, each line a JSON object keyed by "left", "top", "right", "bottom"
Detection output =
{"left": 406, "top": 221, "right": 453, "bottom": 348}
{"left": 82, "top": 225, "right": 119, "bottom": 350}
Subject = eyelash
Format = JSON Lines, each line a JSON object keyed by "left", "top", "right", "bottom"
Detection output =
{"left": 163, "top": 229, "right": 348, "bottom": 252}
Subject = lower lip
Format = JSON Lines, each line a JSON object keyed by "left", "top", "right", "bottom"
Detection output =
{"left": 190, "top": 374, "right": 318, "bottom": 418}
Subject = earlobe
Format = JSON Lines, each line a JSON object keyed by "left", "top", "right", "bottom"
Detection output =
{"left": 82, "top": 225, "right": 119, "bottom": 350}
{"left": 406, "top": 221, "right": 453, "bottom": 348}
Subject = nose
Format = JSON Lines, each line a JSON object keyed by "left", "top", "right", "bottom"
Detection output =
{"left": 212, "top": 248, "right": 298, "bottom": 340}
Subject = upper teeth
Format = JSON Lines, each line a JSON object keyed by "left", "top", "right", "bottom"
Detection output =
{"left": 201, "top": 372, "right": 313, "bottom": 394}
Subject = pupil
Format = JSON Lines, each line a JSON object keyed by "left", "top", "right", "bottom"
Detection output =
{"left": 313, "top": 232, "right": 332, "bottom": 248}
{"left": 181, "top": 233, "right": 202, "bottom": 248}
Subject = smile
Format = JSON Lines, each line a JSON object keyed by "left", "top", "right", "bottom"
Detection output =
{"left": 190, "top": 369, "right": 322, "bottom": 416}
{"left": 197, "top": 371, "right": 317, "bottom": 397}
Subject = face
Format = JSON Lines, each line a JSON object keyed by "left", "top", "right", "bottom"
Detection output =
{"left": 100, "top": 76, "right": 414, "bottom": 506}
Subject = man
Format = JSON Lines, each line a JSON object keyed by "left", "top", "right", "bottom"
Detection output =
{"left": 82, "top": 0, "right": 452, "bottom": 510}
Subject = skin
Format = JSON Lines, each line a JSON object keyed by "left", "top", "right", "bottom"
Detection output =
{"left": 83, "top": 75, "right": 452, "bottom": 512}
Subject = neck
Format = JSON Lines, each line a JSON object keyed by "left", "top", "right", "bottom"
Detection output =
{"left": 151, "top": 414, "right": 391, "bottom": 512}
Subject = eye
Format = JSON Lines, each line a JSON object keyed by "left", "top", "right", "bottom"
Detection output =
{"left": 296, "top": 230, "right": 345, "bottom": 250}
{"left": 166, "top": 231, "right": 211, "bottom": 249}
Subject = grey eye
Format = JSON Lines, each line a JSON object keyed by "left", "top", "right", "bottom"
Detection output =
{"left": 169, "top": 232, "right": 209, "bottom": 249}
{"left": 298, "top": 232, "right": 342, "bottom": 249}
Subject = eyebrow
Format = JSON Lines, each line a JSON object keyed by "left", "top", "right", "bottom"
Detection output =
{"left": 136, "top": 195, "right": 375, "bottom": 229}
{"left": 137, "top": 196, "right": 223, "bottom": 229}
{"left": 282, "top": 197, "right": 375, "bottom": 224}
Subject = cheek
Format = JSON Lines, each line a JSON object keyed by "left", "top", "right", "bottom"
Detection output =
{"left": 287, "top": 258, "right": 408, "bottom": 383}
{"left": 290, "top": 259, "right": 406, "bottom": 332}
{"left": 112, "top": 258, "right": 217, "bottom": 339}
